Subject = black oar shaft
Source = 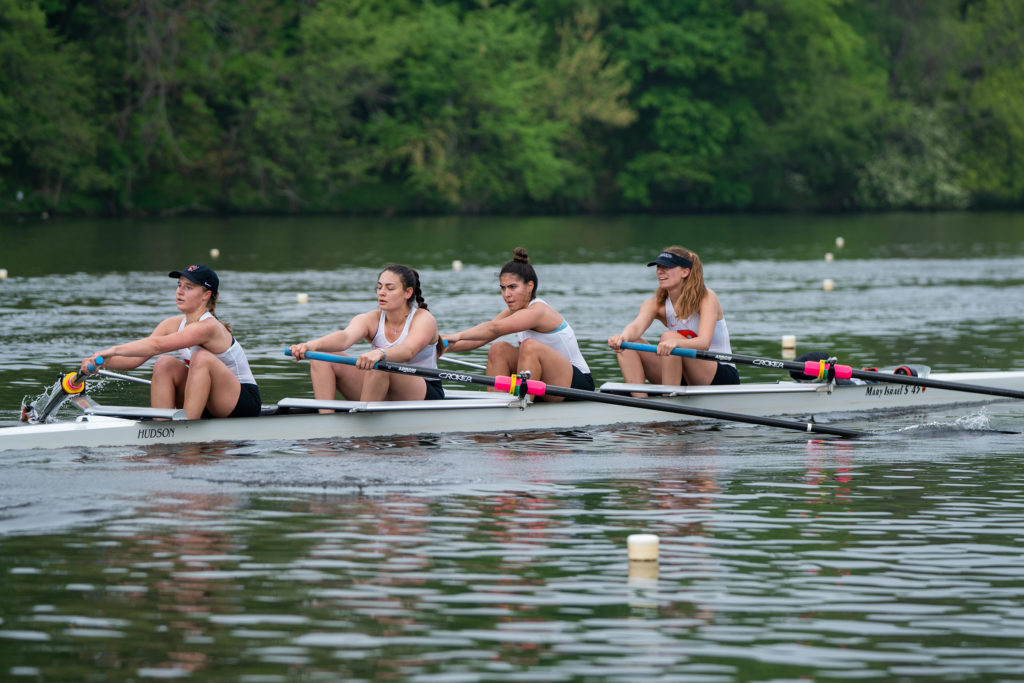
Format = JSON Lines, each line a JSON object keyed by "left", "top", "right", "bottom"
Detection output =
{"left": 290, "top": 350, "right": 862, "bottom": 439}
{"left": 621, "top": 342, "right": 1024, "bottom": 401}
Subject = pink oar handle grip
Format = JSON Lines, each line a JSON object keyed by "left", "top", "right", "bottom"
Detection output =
{"left": 803, "top": 360, "right": 853, "bottom": 380}
{"left": 494, "top": 376, "right": 547, "bottom": 396}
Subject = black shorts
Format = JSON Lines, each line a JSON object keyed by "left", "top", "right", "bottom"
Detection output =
{"left": 571, "top": 365, "right": 595, "bottom": 391}
{"left": 424, "top": 379, "right": 445, "bottom": 401}
{"left": 551, "top": 366, "right": 597, "bottom": 401}
{"left": 200, "top": 383, "right": 261, "bottom": 419}
{"left": 227, "top": 383, "right": 262, "bottom": 418}
{"left": 711, "top": 363, "right": 740, "bottom": 385}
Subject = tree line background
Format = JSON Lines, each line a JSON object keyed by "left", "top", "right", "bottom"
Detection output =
{"left": 2, "top": 0, "right": 1021, "bottom": 216}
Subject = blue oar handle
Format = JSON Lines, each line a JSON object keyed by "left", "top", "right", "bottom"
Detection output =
{"left": 87, "top": 356, "right": 105, "bottom": 374}
{"left": 620, "top": 341, "right": 696, "bottom": 358}
{"left": 285, "top": 348, "right": 373, "bottom": 368}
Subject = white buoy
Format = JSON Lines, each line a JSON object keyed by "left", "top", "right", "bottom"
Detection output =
{"left": 781, "top": 334, "right": 797, "bottom": 350}
{"left": 835, "top": 236, "right": 845, "bottom": 248}
{"left": 210, "top": 248, "right": 220, "bottom": 259}
{"left": 628, "top": 559, "right": 659, "bottom": 582}
{"left": 781, "top": 348, "right": 796, "bottom": 360}
{"left": 627, "top": 533, "right": 659, "bottom": 561}
{"left": 0, "top": 268, "right": 7, "bottom": 279}
{"left": 296, "top": 292, "right": 309, "bottom": 304}
{"left": 824, "top": 252, "right": 834, "bottom": 262}
{"left": 823, "top": 278, "right": 835, "bottom": 291}
{"left": 451, "top": 259, "right": 463, "bottom": 271}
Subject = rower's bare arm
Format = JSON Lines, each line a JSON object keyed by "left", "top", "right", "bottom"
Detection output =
{"left": 609, "top": 297, "right": 658, "bottom": 350}
{"left": 446, "top": 309, "right": 521, "bottom": 345}
{"left": 290, "top": 313, "right": 372, "bottom": 359}
{"left": 84, "top": 316, "right": 192, "bottom": 372}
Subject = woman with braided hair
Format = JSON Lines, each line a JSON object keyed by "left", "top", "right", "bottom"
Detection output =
{"left": 289, "top": 264, "right": 443, "bottom": 407}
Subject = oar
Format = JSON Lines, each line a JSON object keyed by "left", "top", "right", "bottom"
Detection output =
{"left": 285, "top": 349, "right": 863, "bottom": 439}
{"left": 438, "top": 339, "right": 488, "bottom": 371}
{"left": 23, "top": 356, "right": 105, "bottom": 423}
{"left": 97, "top": 369, "right": 152, "bottom": 386}
{"left": 439, "top": 355, "right": 488, "bottom": 371}
{"left": 619, "top": 341, "right": 1024, "bottom": 400}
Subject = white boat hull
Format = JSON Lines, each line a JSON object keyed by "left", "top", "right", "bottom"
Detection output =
{"left": 3, "top": 370, "right": 1023, "bottom": 452}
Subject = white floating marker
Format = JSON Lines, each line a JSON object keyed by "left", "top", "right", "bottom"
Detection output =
{"left": 781, "top": 348, "right": 796, "bottom": 360}
{"left": 627, "top": 533, "right": 659, "bottom": 561}
{"left": 451, "top": 259, "right": 463, "bottom": 271}
{"left": 781, "top": 334, "right": 797, "bottom": 350}
{"left": 210, "top": 248, "right": 220, "bottom": 258}
{"left": 0, "top": 268, "right": 7, "bottom": 280}
{"left": 824, "top": 252, "right": 834, "bottom": 262}
{"left": 296, "top": 292, "right": 309, "bottom": 304}
{"left": 835, "top": 236, "right": 845, "bottom": 248}
{"left": 823, "top": 278, "right": 835, "bottom": 292}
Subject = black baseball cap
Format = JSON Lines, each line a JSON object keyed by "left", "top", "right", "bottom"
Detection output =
{"left": 169, "top": 264, "right": 219, "bottom": 294}
{"left": 646, "top": 251, "right": 693, "bottom": 269}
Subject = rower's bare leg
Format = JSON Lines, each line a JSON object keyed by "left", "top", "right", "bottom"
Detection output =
{"left": 151, "top": 356, "right": 188, "bottom": 409}
{"left": 516, "top": 338, "right": 574, "bottom": 403}
{"left": 658, "top": 331, "right": 685, "bottom": 386}
{"left": 616, "top": 337, "right": 658, "bottom": 397}
{"left": 310, "top": 358, "right": 363, "bottom": 413}
{"left": 182, "top": 350, "right": 242, "bottom": 419}
{"left": 383, "top": 374, "right": 428, "bottom": 401}
{"left": 486, "top": 342, "right": 519, "bottom": 379}
{"left": 681, "top": 358, "right": 718, "bottom": 386}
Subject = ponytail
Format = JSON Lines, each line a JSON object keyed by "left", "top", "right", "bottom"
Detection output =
{"left": 206, "top": 292, "right": 233, "bottom": 335}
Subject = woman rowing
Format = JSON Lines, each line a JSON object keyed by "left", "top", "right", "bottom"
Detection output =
{"left": 81, "top": 264, "right": 262, "bottom": 419}
{"left": 608, "top": 246, "right": 739, "bottom": 395}
{"left": 288, "top": 265, "right": 443, "bottom": 407}
{"left": 441, "top": 247, "right": 593, "bottom": 401}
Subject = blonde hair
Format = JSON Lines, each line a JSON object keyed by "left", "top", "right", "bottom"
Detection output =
{"left": 653, "top": 245, "right": 706, "bottom": 319}
{"left": 206, "top": 292, "right": 233, "bottom": 335}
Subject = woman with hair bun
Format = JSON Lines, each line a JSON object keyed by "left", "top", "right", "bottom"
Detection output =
{"left": 289, "top": 264, "right": 443, "bottom": 407}
{"left": 442, "top": 247, "right": 593, "bottom": 401}
{"left": 608, "top": 245, "right": 739, "bottom": 396}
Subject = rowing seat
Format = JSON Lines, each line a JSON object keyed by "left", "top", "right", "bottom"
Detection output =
{"left": 83, "top": 405, "right": 188, "bottom": 421}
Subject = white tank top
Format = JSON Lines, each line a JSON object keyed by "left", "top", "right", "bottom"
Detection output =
{"left": 515, "top": 299, "right": 591, "bottom": 374}
{"left": 664, "top": 300, "right": 734, "bottom": 361}
{"left": 176, "top": 312, "right": 258, "bottom": 385}
{"left": 371, "top": 307, "right": 437, "bottom": 368}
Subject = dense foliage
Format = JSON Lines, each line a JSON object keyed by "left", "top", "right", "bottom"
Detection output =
{"left": 1, "top": 0, "right": 1020, "bottom": 214}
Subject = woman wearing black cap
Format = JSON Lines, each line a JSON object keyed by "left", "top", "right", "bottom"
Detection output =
{"left": 608, "top": 245, "right": 739, "bottom": 396}
{"left": 81, "top": 264, "right": 261, "bottom": 419}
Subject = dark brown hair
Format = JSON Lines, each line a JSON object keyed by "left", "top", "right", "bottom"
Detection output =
{"left": 498, "top": 247, "right": 538, "bottom": 300}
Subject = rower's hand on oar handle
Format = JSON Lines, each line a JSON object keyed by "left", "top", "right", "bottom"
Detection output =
{"left": 656, "top": 339, "right": 679, "bottom": 356}
{"left": 608, "top": 334, "right": 625, "bottom": 352}
{"left": 80, "top": 355, "right": 105, "bottom": 375}
{"left": 356, "top": 348, "right": 386, "bottom": 370}
{"left": 288, "top": 343, "right": 310, "bottom": 360}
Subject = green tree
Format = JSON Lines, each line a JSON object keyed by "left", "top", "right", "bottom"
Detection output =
{"left": 955, "top": 0, "right": 1024, "bottom": 205}
{"left": 0, "top": 0, "right": 101, "bottom": 211}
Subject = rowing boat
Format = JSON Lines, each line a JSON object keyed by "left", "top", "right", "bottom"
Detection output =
{"left": 3, "top": 368, "right": 1023, "bottom": 452}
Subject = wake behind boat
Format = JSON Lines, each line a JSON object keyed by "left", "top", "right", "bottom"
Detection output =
{"left": 3, "top": 367, "right": 1024, "bottom": 452}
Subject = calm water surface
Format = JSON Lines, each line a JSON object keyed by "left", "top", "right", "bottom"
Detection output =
{"left": 1, "top": 213, "right": 1023, "bottom": 681}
